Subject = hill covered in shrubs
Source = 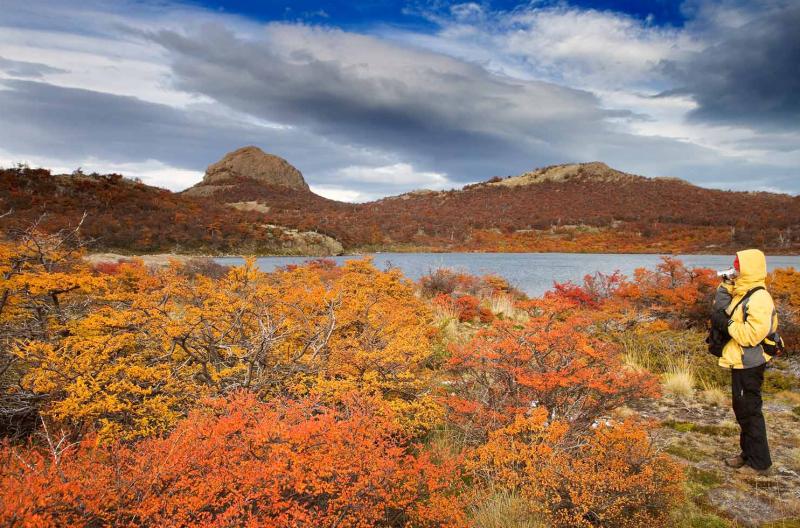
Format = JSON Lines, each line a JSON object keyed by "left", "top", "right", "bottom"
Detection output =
{"left": 218, "top": 161, "right": 800, "bottom": 253}
{"left": 2, "top": 153, "right": 799, "bottom": 254}
{"left": 0, "top": 166, "right": 341, "bottom": 255}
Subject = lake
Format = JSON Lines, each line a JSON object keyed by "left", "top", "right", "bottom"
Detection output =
{"left": 215, "top": 253, "right": 800, "bottom": 297}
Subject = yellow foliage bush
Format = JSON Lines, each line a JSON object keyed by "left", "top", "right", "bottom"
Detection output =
{"left": 3, "top": 231, "right": 442, "bottom": 441}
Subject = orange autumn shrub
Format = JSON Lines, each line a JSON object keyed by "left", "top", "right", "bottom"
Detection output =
{"left": 549, "top": 271, "right": 627, "bottom": 309}
{"left": 482, "top": 273, "right": 516, "bottom": 296}
{"left": 768, "top": 267, "right": 800, "bottom": 349}
{"left": 271, "top": 258, "right": 442, "bottom": 434}
{"left": 0, "top": 221, "right": 105, "bottom": 438}
{"left": 619, "top": 257, "right": 717, "bottom": 327}
{"left": 769, "top": 267, "right": 800, "bottom": 308}
{"left": 471, "top": 409, "right": 683, "bottom": 528}
{"left": 0, "top": 392, "right": 464, "bottom": 528}
{"left": 443, "top": 303, "right": 659, "bottom": 444}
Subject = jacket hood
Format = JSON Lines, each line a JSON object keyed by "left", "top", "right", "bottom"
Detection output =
{"left": 733, "top": 249, "right": 767, "bottom": 295}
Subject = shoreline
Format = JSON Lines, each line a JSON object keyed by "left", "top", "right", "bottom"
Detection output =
{"left": 86, "top": 249, "right": 800, "bottom": 264}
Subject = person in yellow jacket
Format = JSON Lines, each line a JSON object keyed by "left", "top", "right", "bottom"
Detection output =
{"left": 710, "top": 249, "right": 777, "bottom": 474}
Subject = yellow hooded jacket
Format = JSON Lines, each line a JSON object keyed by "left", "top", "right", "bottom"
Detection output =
{"left": 719, "top": 249, "right": 778, "bottom": 369}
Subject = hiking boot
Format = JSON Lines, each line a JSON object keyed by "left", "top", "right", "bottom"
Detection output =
{"left": 724, "top": 454, "right": 746, "bottom": 468}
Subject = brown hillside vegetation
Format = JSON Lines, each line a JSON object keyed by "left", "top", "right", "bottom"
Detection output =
{"left": 0, "top": 167, "right": 340, "bottom": 255}
{"left": 2, "top": 155, "right": 799, "bottom": 254}
{"left": 192, "top": 159, "right": 800, "bottom": 253}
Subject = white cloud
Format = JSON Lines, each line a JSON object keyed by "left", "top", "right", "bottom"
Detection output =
{"left": 69, "top": 158, "right": 204, "bottom": 190}
{"left": 391, "top": 4, "right": 701, "bottom": 91}
{"left": 309, "top": 185, "right": 370, "bottom": 203}
{"left": 0, "top": 149, "right": 203, "bottom": 191}
{"left": 336, "top": 163, "right": 453, "bottom": 188}
{"left": 310, "top": 163, "right": 459, "bottom": 203}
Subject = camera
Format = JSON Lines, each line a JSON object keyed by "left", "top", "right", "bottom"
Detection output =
{"left": 716, "top": 267, "right": 738, "bottom": 281}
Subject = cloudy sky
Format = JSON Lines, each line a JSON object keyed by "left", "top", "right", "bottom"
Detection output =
{"left": 0, "top": 0, "right": 798, "bottom": 201}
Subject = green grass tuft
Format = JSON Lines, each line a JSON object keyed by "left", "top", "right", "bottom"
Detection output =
{"left": 761, "top": 520, "right": 800, "bottom": 528}
{"left": 686, "top": 467, "right": 723, "bottom": 488}
{"left": 666, "top": 444, "right": 704, "bottom": 462}
{"left": 662, "top": 420, "right": 737, "bottom": 437}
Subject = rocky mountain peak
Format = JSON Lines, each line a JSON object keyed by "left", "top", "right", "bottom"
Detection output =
{"left": 201, "top": 146, "right": 309, "bottom": 191}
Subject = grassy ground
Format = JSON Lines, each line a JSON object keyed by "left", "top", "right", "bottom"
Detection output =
{"left": 632, "top": 353, "right": 800, "bottom": 527}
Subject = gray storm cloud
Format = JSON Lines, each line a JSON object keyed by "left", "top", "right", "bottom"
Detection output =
{"left": 0, "top": 56, "right": 68, "bottom": 78}
{"left": 0, "top": 79, "right": 384, "bottom": 184}
{"left": 663, "top": 4, "right": 800, "bottom": 131}
{"left": 149, "top": 23, "right": 599, "bottom": 180}
{"left": 148, "top": 23, "right": 742, "bottom": 184}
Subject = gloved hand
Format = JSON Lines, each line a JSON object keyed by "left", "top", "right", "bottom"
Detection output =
{"left": 711, "top": 309, "right": 731, "bottom": 331}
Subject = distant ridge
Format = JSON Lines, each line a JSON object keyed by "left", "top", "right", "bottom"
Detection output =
{"left": 175, "top": 152, "right": 799, "bottom": 254}
{"left": 2, "top": 151, "right": 798, "bottom": 254}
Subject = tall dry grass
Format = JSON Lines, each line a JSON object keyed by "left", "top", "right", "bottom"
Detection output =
{"left": 662, "top": 362, "right": 695, "bottom": 400}
{"left": 488, "top": 294, "right": 529, "bottom": 322}
{"left": 618, "top": 329, "right": 727, "bottom": 399}
{"left": 470, "top": 490, "right": 545, "bottom": 528}
{"left": 432, "top": 302, "right": 472, "bottom": 344}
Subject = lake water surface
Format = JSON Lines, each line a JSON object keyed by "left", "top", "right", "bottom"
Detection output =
{"left": 216, "top": 253, "right": 800, "bottom": 297}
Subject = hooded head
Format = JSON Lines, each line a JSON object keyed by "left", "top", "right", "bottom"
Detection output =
{"left": 733, "top": 249, "right": 767, "bottom": 295}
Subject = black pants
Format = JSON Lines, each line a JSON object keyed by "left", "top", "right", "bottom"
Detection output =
{"left": 731, "top": 363, "right": 772, "bottom": 469}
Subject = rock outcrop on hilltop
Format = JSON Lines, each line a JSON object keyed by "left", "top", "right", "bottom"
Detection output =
{"left": 169, "top": 147, "right": 342, "bottom": 254}
{"left": 487, "top": 161, "right": 645, "bottom": 187}
{"left": 185, "top": 146, "right": 309, "bottom": 196}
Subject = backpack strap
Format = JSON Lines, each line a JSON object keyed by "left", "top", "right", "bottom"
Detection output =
{"left": 728, "top": 286, "right": 765, "bottom": 321}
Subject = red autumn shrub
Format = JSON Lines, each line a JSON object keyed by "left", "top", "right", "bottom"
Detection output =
{"left": 433, "top": 293, "right": 491, "bottom": 323}
{"left": 0, "top": 392, "right": 464, "bottom": 528}
{"left": 455, "top": 295, "right": 480, "bottom": 322}
{"left": 93, "top": 260, "right": 123, "bottom": 275}
{"left": 443, "top": 305, "right": 659, "bottom": 443}
{"left": 549, "top": 271, "right": 628, "bottom": 309}
{"left": 548, "top": 280, "right": 600, "bottom": 308}
{"left": 478, "top": 305, "right": 494, "bottom": 324}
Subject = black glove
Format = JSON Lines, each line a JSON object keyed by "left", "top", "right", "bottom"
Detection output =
{"left": 711, "top": 309, "right": 731, "bottom": 331}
